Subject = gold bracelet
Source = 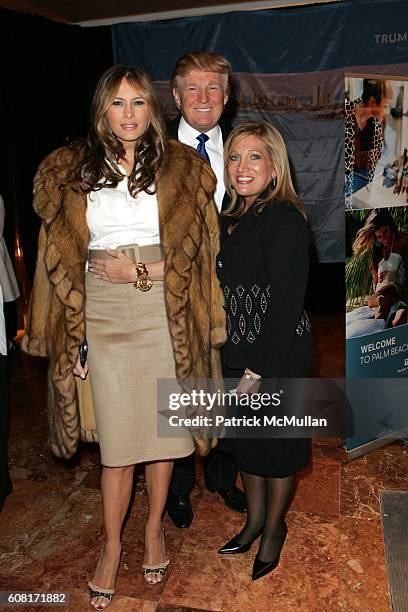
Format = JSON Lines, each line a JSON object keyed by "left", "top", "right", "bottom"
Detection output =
{"left": 244, "top": 368, "right": 262, "bottom": 381}
{"left": 133, "top": 262, "right": 153, "bottom": 292}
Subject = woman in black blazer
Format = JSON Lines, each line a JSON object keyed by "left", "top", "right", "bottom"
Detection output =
{"left": 216, "top": 121, "right": 312, "bottom": 580}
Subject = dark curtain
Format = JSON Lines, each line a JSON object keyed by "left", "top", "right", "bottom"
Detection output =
{"left": 0, "top": 8, "right": 113, "bottom": 280}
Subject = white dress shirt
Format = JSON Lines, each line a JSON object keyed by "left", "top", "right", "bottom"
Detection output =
{"left": 87, "top": 164, "right": 160, "bottom": 249}
{"left": 178, "top": 117, "right": 225, "bottom": 212}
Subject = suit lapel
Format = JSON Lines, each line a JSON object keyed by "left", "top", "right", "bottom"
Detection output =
{"left": 219, "top": 119, "right": 231, "bottom": 142}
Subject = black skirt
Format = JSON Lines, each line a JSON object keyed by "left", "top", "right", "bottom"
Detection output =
{"left": 219, "top": 335, "right": 312, "bottom": 478}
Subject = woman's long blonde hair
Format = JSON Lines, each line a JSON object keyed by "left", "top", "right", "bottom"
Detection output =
{"left": 223, "top": 121, "right": 305, "bottom": 218}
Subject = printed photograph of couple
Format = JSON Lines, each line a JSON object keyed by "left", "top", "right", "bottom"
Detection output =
{"left": 346, "top": 206, "right": 408, "bottom": 339}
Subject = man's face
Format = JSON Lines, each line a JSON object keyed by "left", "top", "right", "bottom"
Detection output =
{"left": 173, "top": 69, "right": 228, "bottom": 132}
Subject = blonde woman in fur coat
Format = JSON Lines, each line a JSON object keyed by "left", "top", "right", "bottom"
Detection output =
{"left": 23, "top": 65, "right": 226, "bottom": 609}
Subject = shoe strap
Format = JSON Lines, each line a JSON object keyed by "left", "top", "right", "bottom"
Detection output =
{"left": 142, "top": 559, "right": 170, "bottom": 576}
{"left": 88, "top": 582, "right": 115, "bottom": 598}
{"left": 142, "top": 559, "right": 169, "bottom": 571}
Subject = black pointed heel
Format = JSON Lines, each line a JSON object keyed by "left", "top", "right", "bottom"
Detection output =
{"left": 218, "top": 528, "right": 263, "bottom": 555}
{"left": 252, "top": 521, "right": 288, "bottom": 581}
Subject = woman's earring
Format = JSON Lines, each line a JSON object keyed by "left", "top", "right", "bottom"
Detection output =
{"left": 271, "top": 176, "right": 277, "bottom": 189}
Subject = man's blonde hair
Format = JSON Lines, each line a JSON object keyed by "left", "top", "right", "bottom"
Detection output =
{"left": 171, "top": 51, "right": 231, "bottom": 95}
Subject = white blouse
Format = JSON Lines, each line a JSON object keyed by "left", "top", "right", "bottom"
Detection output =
{"left": 87, "top": 166, "right": 160, "bottom": 249}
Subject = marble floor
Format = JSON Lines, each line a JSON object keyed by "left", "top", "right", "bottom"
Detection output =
{"left": 1, "top": 313, "right": 407, "bottom": 611}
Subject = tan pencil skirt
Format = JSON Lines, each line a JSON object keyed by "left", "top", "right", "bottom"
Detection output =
{"left": 85, "top": 244, "right": 194, "bottom": 467}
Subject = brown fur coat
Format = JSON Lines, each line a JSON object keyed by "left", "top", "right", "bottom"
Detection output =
{"left": 22, "top": 140, "right": 227, "bottom": 459}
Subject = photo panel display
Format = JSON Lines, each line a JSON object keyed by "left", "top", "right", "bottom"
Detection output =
{"left": 345, "top": 74, "right": 408, "bottom": 211}
{"left": 346, "top": 204, "right": 408, "bottom": 378}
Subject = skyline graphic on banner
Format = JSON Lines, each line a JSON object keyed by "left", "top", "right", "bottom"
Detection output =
{"left": 156, "top": 69, "right": 345, "bottom": 120}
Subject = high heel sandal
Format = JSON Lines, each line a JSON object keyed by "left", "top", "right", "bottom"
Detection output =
{"left": 142, "top": 559, "right": 170, "bottom": 584}
{"left": 252, "top": 521, "right": 288, "bottom": 581}
{"left": 142, "top": 526, "right": 169, "bottom": 585}
{"left": 87, "top": 583, "right": 114, "bottom": 610}
{"left": 88, "top": 545, "right": 122, "bottom": 610}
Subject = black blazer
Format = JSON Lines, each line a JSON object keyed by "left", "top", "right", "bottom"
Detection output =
{"left": 216, "top": 200, "right": 311, "bottom": 378}
{"left": 166, "top": 116, "right": 182, "bottom": 140}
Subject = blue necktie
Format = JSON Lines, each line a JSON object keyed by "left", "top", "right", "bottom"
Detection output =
{"left": 196, "top": 133, "right": 211, "bottom": 165}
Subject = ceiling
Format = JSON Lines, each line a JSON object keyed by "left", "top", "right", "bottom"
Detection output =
{"left": 0, "top": 0, "right": 341, "bottom": 26}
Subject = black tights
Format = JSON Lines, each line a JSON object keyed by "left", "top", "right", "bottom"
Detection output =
{"left": 237, "top": 470, "right": 296, "bottom": 562}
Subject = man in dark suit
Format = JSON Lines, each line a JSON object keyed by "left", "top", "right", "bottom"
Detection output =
{"left": 166, "top": 51, "right": 246, "bottom": 528}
